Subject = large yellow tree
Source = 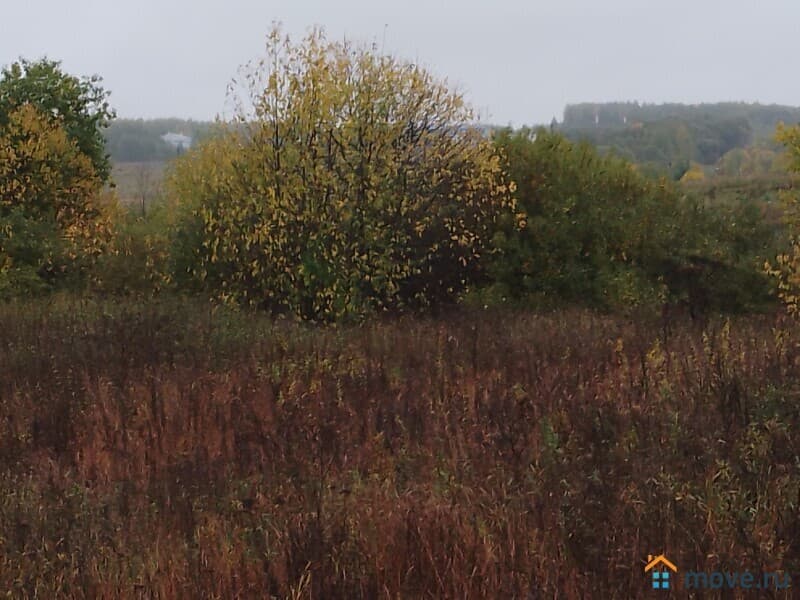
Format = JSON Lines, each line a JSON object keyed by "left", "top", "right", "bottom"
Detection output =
{"left": 0, "top": 104, "right": 112, "bottom": 292}
{"left": 169, "top": 26, "right": 516, "bottom": 320}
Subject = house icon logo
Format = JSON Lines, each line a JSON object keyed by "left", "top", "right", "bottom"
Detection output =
{"left": 645, "top": 554, "right": 678, "bottom": 590}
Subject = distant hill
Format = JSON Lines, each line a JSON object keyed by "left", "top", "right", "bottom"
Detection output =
{"left": 558, "top": 102, "right": 800, "bottom": 179}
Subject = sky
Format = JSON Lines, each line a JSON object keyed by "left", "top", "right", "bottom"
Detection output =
{"left": 2, "top": 0, "right": 799, "bottom": 126}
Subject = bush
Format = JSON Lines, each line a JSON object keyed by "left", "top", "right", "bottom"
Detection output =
{"left": 490, "top": 129, "right": 678, "bottom": 309}
{"left": 488, "top": 128, "right": 776, "bottom": 313}
{"left": 168, "top": 26, "right": 515, "bottom": 320}
{"left": 89, "top": 202, "right": 172, "bottom": 296}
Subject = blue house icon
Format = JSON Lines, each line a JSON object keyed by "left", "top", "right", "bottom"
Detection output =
{"left": 645, "top": 554, "right": 678, "bottom": 591}
{"left": 651, "top": 570, "right": 670, "bottom": 589}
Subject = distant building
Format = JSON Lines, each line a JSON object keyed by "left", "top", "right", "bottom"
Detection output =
{"left": 161, "top": 132, "right": 193, "bottom": 152}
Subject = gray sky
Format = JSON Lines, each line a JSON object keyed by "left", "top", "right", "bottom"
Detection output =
{"left": 2, "top": 0, "right": 798, "bottom": 125}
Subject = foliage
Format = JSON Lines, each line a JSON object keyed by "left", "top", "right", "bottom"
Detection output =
{"left": 557, "top": 102, "right": 800, "bottom": 179}
{"left": 679, "top": 162, "right": 706, "bottom": 183}
{"left": 486, "top": 129, "right": 776, "bottom": 313}
{"left": 89, "top": 202, "right": 172, "bottom": 296}
{"left": 0, "top": 58, "right": 115, "bottom": 182}
{"left": 561, "top": 114, "right": 753, "bottom": 178}
{"left": 766, "top": 124, "right": 800, "bottom": 313}
{"left": 715, "top": 145, "right": 784, "bottom": 178}
{"left": 489, "top": 129, "right": 678, "bottom": 308}
{"left": 0, "top": 104, "right": 113, "bottom": 295}
{"left": 168, "top": 26, "right": 515, "bottom": 320}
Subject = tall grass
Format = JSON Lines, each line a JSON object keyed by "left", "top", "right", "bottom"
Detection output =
{"left": 1, "top": 299, "right": 799, "bottom": 597}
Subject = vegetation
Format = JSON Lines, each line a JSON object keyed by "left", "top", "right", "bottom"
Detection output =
{"left": 563, "top": 101, "right": 800, "bottom": 138}
{"left": 4, "top": 32, "right": 800, "bottom": 599}
{"left": 766, "top": 124, "right": 800, "bottom": 313}
{"left": 485, "top": 128, "right": 776, "bottom": 313}
{"left": 560, "top": 101, "right": 800, "bottom": 178}
{"left": 1, "top": 300, "right": 800, "bottom": 597}
{"left": 167, "top": 27, "right": 515, "bottom": 320}
{"left": 0, "top": 59, "right": 116, "bottom": 297}
{"left": 0, "top": 104, "right": 113, "bottom": 297}
{"left": 0, "top": 58, "right": 115, "bottom": 182}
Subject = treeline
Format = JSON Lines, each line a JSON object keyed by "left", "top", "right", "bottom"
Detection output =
{"left": 104, "top": 118, "right": 215, "bottom": 162}
{"left": 563, "top": 101, "right": 800, "bottom": 138}
{"left": 560, "top": 101, "right": 800, "bottom": 178}
{"left": 104, "top": 107, "right": 800, "bottom": 183}
{"left": 0, "top": 45, "right": 796, "bottom": 320}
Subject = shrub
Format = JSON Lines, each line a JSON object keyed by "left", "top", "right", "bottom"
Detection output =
{"left": 168, "top": 26, "right": 515, "bottom": 320}
{"left": 89, "top": 202, "right": 172, "bottom": 296}
{"left": 490, "top": 128, "right": 775, "bottom": 313}
{"left": 490, "top": 129, "right": 681, "bottom": 309}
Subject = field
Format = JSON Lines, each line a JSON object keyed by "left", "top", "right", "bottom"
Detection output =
{"left": 1, "top": 299, "right": 799, "bottom": 597}
{"left": 109, "top": 162, "right": 166, "bottom": 209}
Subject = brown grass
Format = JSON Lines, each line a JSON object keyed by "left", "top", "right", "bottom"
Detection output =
{"left": 109, "top": 162, "right": 166, "bottom": 208}
{"left": 1, "top": 299, "right": 799, "bottom": 598}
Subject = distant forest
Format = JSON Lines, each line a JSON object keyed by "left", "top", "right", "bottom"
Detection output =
{"left": 104, "top": 119, "right": 216, "bottom": 162}
{"left": 107, "top": 103, "right": 800, "bottom": 182}
{"left": 559, "top": 102, "right": 800, "bottom": 179}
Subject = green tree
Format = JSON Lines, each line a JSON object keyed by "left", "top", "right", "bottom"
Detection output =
{"left": 169, "top": 26, "right": 515, "bottom": 320}
{"left": 488, "top": 128, "right": 773, "bottom": 312}
{"left": 0, "top": 58, "right": 115, "bottom": 182}
{"left": 0, "top": 104, "right": 112, "bottom": 295}
{"left": 487, "top": 129, "right": 675, "bottom": 308}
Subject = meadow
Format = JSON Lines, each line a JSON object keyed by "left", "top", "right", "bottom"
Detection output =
{"left": 109, "top": 162, "right": 166, "bottom": 208}
{"left": 1, "top": 298, "right": 798, "bottom": 597}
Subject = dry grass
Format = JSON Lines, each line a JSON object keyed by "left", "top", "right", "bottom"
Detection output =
{"left": 109, "top": 162, "right": 166, "bottom": 208}
{"left": 1, "top": 299, "right": 799, "bottom": 598}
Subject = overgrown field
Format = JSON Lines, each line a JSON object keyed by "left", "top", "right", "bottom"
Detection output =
{"left": 109, "top": 161, "right": 165, "bottom": 207}
{"left": 1, "top": 300, "right": 800, "bottom": 597}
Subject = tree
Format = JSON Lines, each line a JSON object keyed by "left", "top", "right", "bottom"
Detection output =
{"left": 0, "top": 104, "right": 112, "bottom": 294}
{"left": 488, "top": 128, "right": 773, "bottom": 312}
{"left": 767, "top": 125, "right": 800, "bottom": 313}
{"left": 169, "top": 26, "right": 515, "bottom": 320}
{"left": 0, "top": 58, "right": 115, "bottom": 182}
{"left": 486, "top": 128, "right": 678, "bottom": 308}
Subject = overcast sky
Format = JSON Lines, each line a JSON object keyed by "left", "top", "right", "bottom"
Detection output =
{"left": 2, "top": 0, "right": 798, "bottom": 125}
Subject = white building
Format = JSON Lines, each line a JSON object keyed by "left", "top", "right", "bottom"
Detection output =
{"left": 161, "top": 132, "right": 193, "bottom": 150}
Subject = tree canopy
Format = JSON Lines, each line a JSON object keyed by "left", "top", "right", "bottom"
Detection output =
{"left": 0, "top": 58, "right": 115, "bottom": 182}
{"left": 0, "top": 104, "right": 112, "bottom": 295}
{"left": 486, "top": 128, "right": 774, "bottom": 312}
{"left": 168, "top": 26, "right": 515, "bottom": 320}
